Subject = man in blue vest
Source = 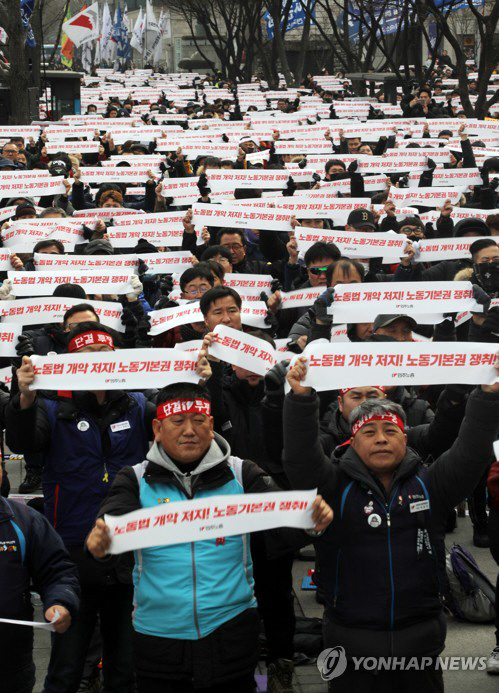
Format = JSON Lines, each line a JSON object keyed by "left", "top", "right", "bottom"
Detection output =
{"left": 0, "top": 463, "right": 79, "bottom": 693}
{"left": 86, "top": 381, "right": 332, "bottom": 693}
{"left": 6, "top": 321, "right": 157, "bottom": 693}
{"left": 283, "top": 354, "right": 499, "bottom": 692}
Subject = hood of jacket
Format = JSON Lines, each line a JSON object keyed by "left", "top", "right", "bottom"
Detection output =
{"left": 145, "top": 432, "right": 231, "bottom": 495}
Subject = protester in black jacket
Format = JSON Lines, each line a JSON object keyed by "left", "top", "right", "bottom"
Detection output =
{"left": 0, "top": 460, "right": 80, "bottom": 693}
{"left": 283, "top": 355, "right": 499, "bottom": 692}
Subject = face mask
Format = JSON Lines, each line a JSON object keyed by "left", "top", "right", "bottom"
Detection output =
{"left": 474, "top": 262, "right": 499, "bottom": 294}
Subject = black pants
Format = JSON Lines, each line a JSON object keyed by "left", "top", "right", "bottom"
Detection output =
{"left": 43, "top": 583, "right": 134, "bottom": 693}
{"left": 489, "top": 508, "right": 499, "bottom": 646}
{"left": 2, "top": 661, "right": 36, "bottom": 693}
{"left": 327, "top": 659, "right": 444, "bottom": 693}
{"left": 468, "top": 469, "right": 489, "bottom": 529}
{"left": 136, "top": 672, "right": 256, "bottom": 693}
{"left": 250, "top": 532, "right": 295, "bottom": 662}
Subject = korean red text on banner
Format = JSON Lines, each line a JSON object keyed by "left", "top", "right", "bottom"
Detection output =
{"left": 136, "top": 252, "right": 194, "bottom": 274}
{"left": 191, "top": 203, "right": 293, "bottom": 232}
{"left": 33, "top": 254, "right": 139, "bottom": 271}
{"left": 289, "top": 342, "right": 498, "bottom": 392}
{"left": 0, "top": 297, "right": 124, "bottom": 332}
{"left": 0, "top": 176, "right": 66, "bottom": 199}
{"left": 296, "top": 229, "right": 408, "bottom": 259}
{"left": 280, "top": 287, "right": 323, "bottom": 309}
{"left": 0, "top": 324, "right": 23, "bottom": 356}
{"left": 105, "top": 488, "right": 317, "bottom": 554}
{"left": 29, "top": 350, "right": 200, "bottom": 391}
{"left": 413, "top": 237, "right": 494, "bottom": 263}
{"left": 8, "top": 271, "right": 135, "bottom": 297}
{"left": 329, "top": 282, "right": 482, "bottom": 322}
{"left": 209, "top": 325, "right": 276, "bottom": 376}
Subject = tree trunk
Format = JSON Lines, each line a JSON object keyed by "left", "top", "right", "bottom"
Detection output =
{"left": 6, "top": 6, "right": 30, "bottom": 124}
{"left": 294, "top": 0, "right": 312, "bottom": 84}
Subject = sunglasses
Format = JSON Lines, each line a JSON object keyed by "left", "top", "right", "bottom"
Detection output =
{"left": 308, "top": 265, "right": 332, "bottom": 275}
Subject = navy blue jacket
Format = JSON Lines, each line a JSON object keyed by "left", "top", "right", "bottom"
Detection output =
{"left": 283, "top": 387, "right": 499, "bottom": 657}
{"left": 0, "top": 497, "right": 79, "bottom": 670}
{"left": 6, "top": 390, "right": 154, "bottom": 546}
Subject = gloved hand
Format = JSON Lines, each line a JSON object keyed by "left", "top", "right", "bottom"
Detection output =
{"left": 121, "top": 307, "right": 138, "bottom": 329}
{"left": 16, "top": 334, "right": 35, "bottom": 357}
{"left": 137, "top": 258, "right": 149, "bottom": 277}
{"left": 270, "top": 278, "right": 283, "bottom": 293}
{"left": 264, "top": 360, "right": 290, "bottom": 405}
{"left": 282, "top": 176, "right": 297, "bottom": 197}
{"left": 126, "top": 274, "right": 143, "bottom": 302}
{"left": 298, "top": 158, "right": 307, "bottom": 169}
{"left": 264, "top": 309, "right": 278, "bottom": 334}
{"left": 472, "top": 283, "right": 491, "bottom": 313}
{"left": 427, "top": 158, "right": 437, "bottom": 171}
{"left": 314, "top": 287, "right": 335, "bottom": 325}
{"left": 159, "top": 275, "right": 174, "bottom": 297}
{"left": 136, "top": 314, "right": 152, "bottom": 347}
{"left": 482, "top": 306, "right": 499, "bottom": 337}
{"left": 347, "top": 160, "right": 358, "bottom": 174}
{"left": 197, "top": 173, "right": 211, "bottom": 197}
{"left": 154, "top": 296, "right": 178, "bottom": 310}
{"left": 490, "top": 177, "right": 499, "bottom": 191}
{"left": 0, "top": 278, "right": 14, "bottom": 300}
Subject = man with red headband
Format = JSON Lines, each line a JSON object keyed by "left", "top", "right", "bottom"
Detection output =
{"left": 283, "top": 354, "right": 499, "bottom": 692}
{"left": 5, "top": 321, "right": 161, "bottom": 693}
{"left": 85, "top": 381, "right": 332, "bottom": 693}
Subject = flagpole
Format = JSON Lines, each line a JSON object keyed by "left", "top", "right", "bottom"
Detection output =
{"left": 143, "top": 2, "right": 146, "bottom": 69}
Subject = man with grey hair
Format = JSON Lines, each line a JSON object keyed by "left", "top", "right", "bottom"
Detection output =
{"left": 283, "top": 354, "right": 499, "bottom": 692}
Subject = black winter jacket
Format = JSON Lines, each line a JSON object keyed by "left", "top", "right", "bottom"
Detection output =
{"left": 283, "top": 387, "right": 499, "bottom": 657}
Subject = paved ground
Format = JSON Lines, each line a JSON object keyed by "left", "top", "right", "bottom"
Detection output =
{"left": 5, "top": 455, "right": 497, "bottom": 693}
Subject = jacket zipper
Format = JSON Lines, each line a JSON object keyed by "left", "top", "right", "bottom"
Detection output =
{"left": 191, "top": 543, "right": 201, "bottom": 638}
{"left": 53, "top": 483, "right": 60, "bottom": 528}
{"left": 374, "top": 485, "right": 398, "bottom": 630}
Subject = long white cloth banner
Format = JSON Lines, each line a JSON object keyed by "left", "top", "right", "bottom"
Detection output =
{"left": 413, "top": 236, "right": 494, "bottom": 263}
{"left": 0, "top": 176, "right": 66, "bottom": 199}
{"left": 33, "top": 254, "right": 139, "bottom": 271}
{"left": 407, "top": 168, "right": 483, "bottom": 188}
{"left": 206, "top": 169, "right": 315, "bottom": 190}
{"left": 29, "top": 350, "right": 200, "bottom": 391}
{"left": 280, "top": 286, "right": 323, "bottom": 309}
{"left": 389, "top": 187, "right": 467, "bottom": 206}
{"left": 329, "top": 281, "right": 481, "bottom": 322}
{"left": 494, "top": 440, "right": 499, "bottom": 462}
{"left": 192, "top": 203, "right": 293, "bottom": 232}
{"left": 105, "top": 488, "right": 317, "bottom": 554}
{"left": 296, "top": 229, "right": 408, "bottom": 259}
{"left": 0, "top": 297, "right": 124, "bottom": 331}
{"left": 8, "top": 270, "right": 135, "bottom": 296}
{"left": 149, "top": 300, "right": 268, "bottom": 334}
{"left": 289, "top": 342, "right": 498, "bottom": 391}
{"left": 209, "top": 324, "right": 276, "bottom": 376}
{"left": 107, "top": 228, "right": 184, "bottom": 248}
{"left": 0, "top": 249, "right": 11, "bottom": 271}
{"left": 72, "top": 208, "right": 146, "bottom": 219}
{"left": 79, "top": 168, "right": 158, "bottom": 183}
{"left": 138, "top": 252, "right": 194, "bottom": 274}
{"left": 45, "top": 140, "right": 100, "bottom": 154}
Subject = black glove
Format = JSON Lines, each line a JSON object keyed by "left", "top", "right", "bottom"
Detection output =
{"left": 312, "top": 172, "right": 321, "bottom": 183}
{"left": 270, "top": 278, "right": 282, "bottom": 293}
{"left": 398, "top": 175, "right": 409, "bottom": 188}
{"left": 347, "top": 160, "right": 358, "bottom": 174}
{"left": 159, "top": 275, "right": 174, "bottom": 297}
{"left": 121, "top": 307, "right": 138, "bottom": 329}
{"left": 264, "top": 360, "right": 289, "bottom": 404}
{"left": 282, "top": 176, "right": 297, "bottom": 197}
{"left": 154, "top": 296, "right": 178, "bottom": 310}
{"left": 472, "top": 283, "right": 491, "bottom": 313}
{"left": 197, "top": 172, "right": 211, "bottom": 197}
{"left": 427, "top": 158, "right": 437, "bottom": 171}
{"left": 136, "top": 314, "right": 152, "bottom": 346}
{"left": 16, "top": 334, "right": 35, "bottom": 357}
{"left": 490, "top": 177, "right": 499, "bottom": 191}
{"left": 222, "top": 133, "right": 229, "bottom": 143}
{"left": 482, "top": 306, "right": 499, "bottom": 337}
{"left": 264, "top": 309, "right": 278, "bottom": 334}
{"left": 137, "top": 258, "right": 149, "bottom": 277}
{"left": 314, "top": 287, "right": 335, "bottom": 325}
{"left": 298, "top": 158, "right": 307, "bottom": 169}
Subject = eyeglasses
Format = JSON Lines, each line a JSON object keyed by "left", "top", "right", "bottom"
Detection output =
{"left": 221, "top": 243, "right": 244, "bottom": 251}
{"left": 308, "top": 265, "right": 332, "bottom": 275}
{"left": 183, "top": 285, "right": 211, "bottom": 297}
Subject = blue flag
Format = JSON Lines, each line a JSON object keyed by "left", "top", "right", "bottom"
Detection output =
{"left": 20, "top": 0, "right": 36, "bottom": 48}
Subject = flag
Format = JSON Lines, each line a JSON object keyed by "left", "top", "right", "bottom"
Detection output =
{"left": 20, "top": 0, "right": 36, "bottom": 48}
{"left": 61, "top": 6, "right": 74, "bottom": 68}
{"left": 100, "top": 1, "right": 113, "bottom": 60}
{"left": 119, "top": 3, "right": 131, "bottom": 64}
{"left": 81, "top": 40, "right": 93, "bottom": 73}
{"left": 130, "top": 7, "right": 144, "bottom": 53}
{"left": 153, "top": 9, "right": 171, "bottom": 65}
{"left": 144, "top": 0, "right": 160, "bottom": 60}
{"left": 62, "top": 1, "right": 99, "bottom": 48}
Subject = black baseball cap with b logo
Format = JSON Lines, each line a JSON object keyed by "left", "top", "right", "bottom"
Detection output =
{"left": 347, "top": 208, "right": 377, "bottom": 231}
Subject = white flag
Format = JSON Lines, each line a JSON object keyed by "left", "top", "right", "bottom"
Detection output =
{"left": 81, "top": 41, "right": 93, "bottom": 74}
{"left": 100, "top": 1, "right": 113, "bottom": 58}
{"left": 153, "top": 9, "right": 171, "bottom": 65}
{"left": 62, "top": 2, "right": 99, "bottom": 48}
{"left": 130, "top": 7, "right": 144, "bottom": 53}
{"left": 144, "top": 0, "right": 160, "bottom": 60}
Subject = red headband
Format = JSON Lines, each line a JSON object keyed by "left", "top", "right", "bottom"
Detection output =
{"left": 156, "top": 399, "right": 211, "bottom": 420}
{"left": 68, "top": 330, "right": 114, "bottom": 353}
{"left": 340, "top": 386, "right": 385, "bottom": 396}
{"left": 351, "top": 412, "right": 405, "bottom": 437}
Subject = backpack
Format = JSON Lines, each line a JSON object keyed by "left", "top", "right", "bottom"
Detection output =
{"left": 444, "top": 543, "right": 496, "bottom": 623}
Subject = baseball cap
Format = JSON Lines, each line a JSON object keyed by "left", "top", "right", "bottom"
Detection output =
{"left": 15, "top": 201, "right": 37, "bottom": 218}
{"left": 347, "top": 209, "right": 376, "bottom": 230}
{"left": 83, "top": 239, "right": 114, "bottom": 255}
{"left": 373, "top": 314, "right": 418, "bottom": 331}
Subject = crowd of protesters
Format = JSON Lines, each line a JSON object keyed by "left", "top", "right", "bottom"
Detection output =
{"left": 0, "top": 56, "right": 498, "bottom": 693}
